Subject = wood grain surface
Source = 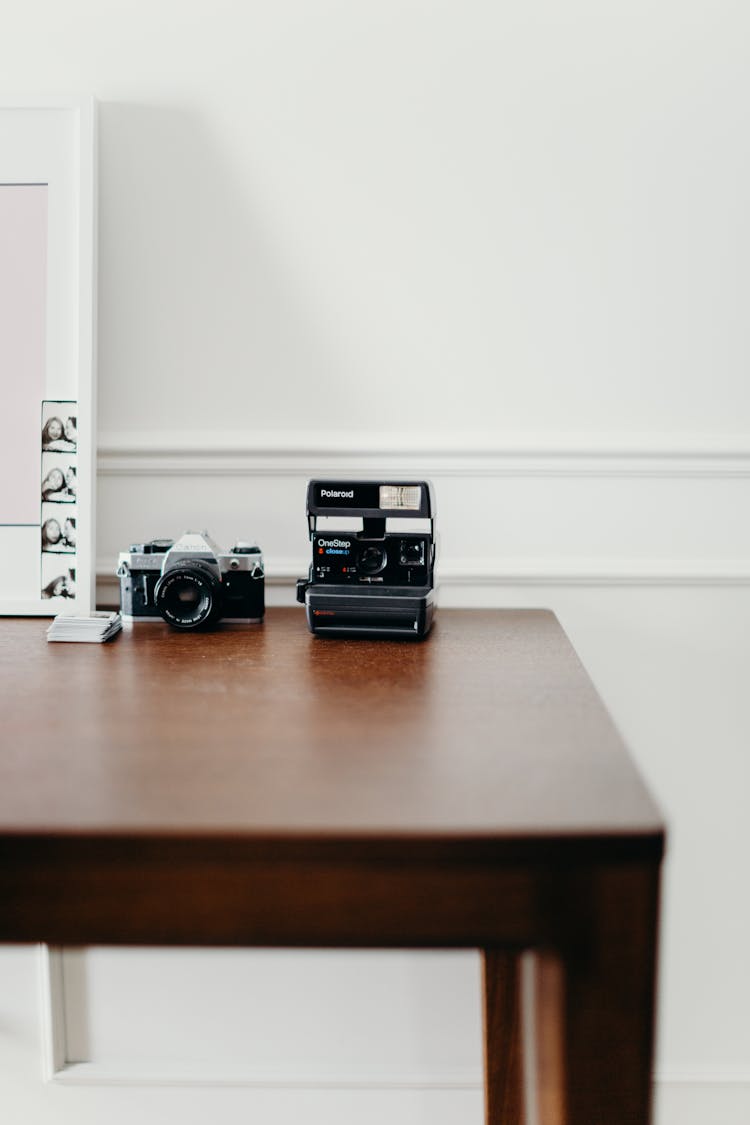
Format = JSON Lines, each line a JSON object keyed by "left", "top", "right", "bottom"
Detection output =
{"left": 0, "top": 609, "right": 663, "bottom": 1124}
{"left": 0, "top": 609, "right": 662, "bottom": 847}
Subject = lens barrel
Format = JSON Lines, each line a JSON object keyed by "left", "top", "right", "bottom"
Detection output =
{"left": 358, "top": 544, "right": 387, "bottom": 576}
{"left": 154, "top": 561, "right": 222, "bottom": 629}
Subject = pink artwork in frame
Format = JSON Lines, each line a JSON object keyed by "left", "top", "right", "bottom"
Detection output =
{"left": 0, "top": 183, "right": 47, "bottom": 526}
{"left": 0, "top": 99, "right": 96, "bottom": 615}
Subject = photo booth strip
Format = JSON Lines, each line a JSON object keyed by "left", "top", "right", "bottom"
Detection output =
{"left": 41, "top": 400, "right": 77, "bottom": 595}
{"left": 41, "top": 503, "right": 76, "bottom": 554}
{"left": 41, "top": 553, "right": 76, "bottom": 600}
{"left": 41, "top": 400, "right": 78, "bottom": 453}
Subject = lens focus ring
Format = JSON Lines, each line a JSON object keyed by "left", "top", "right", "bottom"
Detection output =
{"left": 154, "top": 562, "right": 222, "bottom": 629}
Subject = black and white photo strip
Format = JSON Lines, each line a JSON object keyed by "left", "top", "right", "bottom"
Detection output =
{"left": 41, "top": 400, "right": 77, "bottom": 453}
{"left": 41, "top": 555, "right": 76, "bottom": 600}
{"left": 41, "top": 504, "right": 76, "bottom": 553}
{"left": 41, "top": 400, "right": 78, "bottom": 598}
{"left": 41, "top": 454, "right": 77, "bottom": 503}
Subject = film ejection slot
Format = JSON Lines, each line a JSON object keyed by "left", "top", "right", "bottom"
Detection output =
{"left": 297, "top": 480, "right": 437, "bottom": 639}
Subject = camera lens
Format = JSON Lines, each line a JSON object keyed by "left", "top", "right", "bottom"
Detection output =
{"left": 358, "top": 544, "right": 387, "bottom": 575}
{"left": 154, "top": 562, "right": 222, "bottom": 629}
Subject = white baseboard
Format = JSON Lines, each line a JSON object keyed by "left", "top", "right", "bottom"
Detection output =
{"left": 655, "top": 1076, "right": 750, "bottom": 1125}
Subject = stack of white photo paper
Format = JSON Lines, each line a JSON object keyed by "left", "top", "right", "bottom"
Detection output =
{"left": 47, "top": 610, "right": 122, "bottom": 643}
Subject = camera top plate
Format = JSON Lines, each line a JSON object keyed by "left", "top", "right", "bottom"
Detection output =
{"left": 306, "top": 480, "right": 435, "bottom": 521}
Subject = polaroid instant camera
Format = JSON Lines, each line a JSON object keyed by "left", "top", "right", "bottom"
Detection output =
{"left": 296, "top": 480, "right": 436, "bottom": 638}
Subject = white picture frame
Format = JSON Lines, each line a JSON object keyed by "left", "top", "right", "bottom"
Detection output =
{"left": 0, "top": 97, "right": 97, "bottom": 614}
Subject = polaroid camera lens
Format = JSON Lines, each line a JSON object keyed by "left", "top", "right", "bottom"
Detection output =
{"left": 358, "top": 545, "right": 387, "bottom": 576}
{"left": 154, "top": 562, "right": 222, "bottom": 629}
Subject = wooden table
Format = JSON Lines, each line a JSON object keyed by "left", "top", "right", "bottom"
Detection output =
{"left": 0, "top": 608, "right": 664, "bottom": 1124}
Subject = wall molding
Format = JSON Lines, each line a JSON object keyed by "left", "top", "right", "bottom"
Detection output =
{"left": 37, "top": 947, "right": 476, "bottom": 1090}
{"left": 95, "top": 432, "right": 750, "bottom": 594}
{"left": 97, "top": 431, "right": 750, "bottom": 478}
{"left": 96, "top": 558, "right": 750, "bottom": 595}
{"left": 38, "top": 945, "right": 66, "bottom": 1081}
{"left": 39, "top": 948, "right": 750, "bottom": 1093}
{"left": 48, "top": 1062, "right": 482, "bottom": 1089}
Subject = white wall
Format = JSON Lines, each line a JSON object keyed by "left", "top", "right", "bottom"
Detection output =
{"left": 1, "top": 3, "right": 749, "bottom": 1123}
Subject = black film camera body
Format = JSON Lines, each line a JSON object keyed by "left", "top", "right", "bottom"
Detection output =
{"left": 117, "top": 531, "right": 264, "bottom": 630}
{"left": 297, "top": 480, "right": 436, "bottom": 638}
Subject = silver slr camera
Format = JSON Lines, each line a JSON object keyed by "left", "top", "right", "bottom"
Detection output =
{"left": 117, "top": 531, "right": 264, "bottom": 630}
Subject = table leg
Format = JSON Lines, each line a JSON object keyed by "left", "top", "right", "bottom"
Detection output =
{"left": 555, "top": 864, "right": 660, "bottom": 1125}
{"left": 482, "top": 950, "right": 525, "bottom": 1125}
{"left": 533, "top": 952, "right": 566, "bottom": 1125}
{"left": 482, "top": 864, "right": 659, "bottom": 1125}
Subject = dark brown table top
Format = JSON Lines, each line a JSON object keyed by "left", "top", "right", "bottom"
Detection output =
{"left": 0, "top": 615, "right": 663, "bottom": 1125}
{"left": 0, "top": 609, "right": 663, "bottom": 862}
